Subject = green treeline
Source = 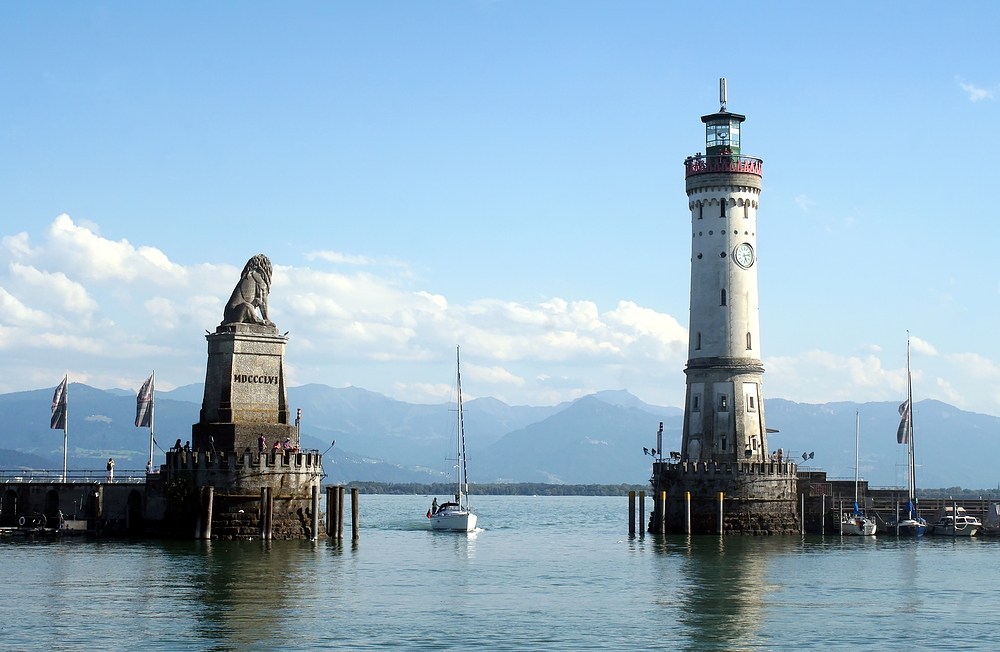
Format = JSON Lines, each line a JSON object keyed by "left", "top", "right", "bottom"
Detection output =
{"left": 342, "top": 482, "right": 650, "bottom": 496}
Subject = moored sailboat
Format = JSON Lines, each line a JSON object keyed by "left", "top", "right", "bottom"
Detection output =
{"left": 891, "top": 335, "right": 927, "bottom": 537}
{"left": 428, "top": 346, "right": 478, "bottom": 532}
{"left": 841, "top": 409, "right": 876, "bottom": 536}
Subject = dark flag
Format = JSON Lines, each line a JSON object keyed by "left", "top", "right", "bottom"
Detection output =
{"left": 50, "top": 375, "right": 68, "bottom": 430}
{"left": 896, "top": 400, "right": 910, "bottom": 444}
{"left": 135, "top": 373, "right": 154, "bottom": 428}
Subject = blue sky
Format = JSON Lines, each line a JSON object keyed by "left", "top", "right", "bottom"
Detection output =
{"left": 1, "top": 2, "right": 999, "bottom": 414}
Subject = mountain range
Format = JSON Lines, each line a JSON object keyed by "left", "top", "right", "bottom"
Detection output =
{"left": 0, "top": 383, "right": 997, "bottom": 489}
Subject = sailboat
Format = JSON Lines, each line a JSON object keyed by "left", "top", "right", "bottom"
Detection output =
{"left": 841, "top": 409, "right": 876, "bottom": 536}
{"left": 428, "top": 346, "right": 478, "bottom": 532}
{"left": 892, "top": 334, "right": 927, "bottom": 537}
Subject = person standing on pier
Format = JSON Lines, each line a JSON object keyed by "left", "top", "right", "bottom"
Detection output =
{"left": 107, "top": 457, "right": 115, "bottom": 482}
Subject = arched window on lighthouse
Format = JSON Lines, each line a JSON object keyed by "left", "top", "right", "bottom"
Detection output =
{"left": 721, "top": 289, "right": 727, "bottom": 306}
{"left": 720, "top": 199, "right": 726, "bottom": 218}
{"left": 744, "top": 203, "right": 748, "bottom": 218}
{"left": 746, "top": 332, "right": 752, "bottom": 350}
{"left": 699, "top": 204, "right": 703, "bottom": 220}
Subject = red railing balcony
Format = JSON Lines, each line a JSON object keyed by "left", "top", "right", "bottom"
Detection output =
{"left": 685, "top": 154, "right": 762, "bottom": 178}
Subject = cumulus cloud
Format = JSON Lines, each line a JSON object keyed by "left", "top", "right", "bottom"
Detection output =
{"left": 957, "top": 80, "right": 994, "bottom": 101}
{"left": 464, "top": 363, "right": 526, "bottom": 387}
{"left": 910, "top": 336, "right": 938, "bottom": 356}
{"left": 306, "top": 250, "right": 376, "bottom": 266}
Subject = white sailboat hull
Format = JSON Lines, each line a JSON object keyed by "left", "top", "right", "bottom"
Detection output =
{"left": 840, "top": 516, "right": 877, "bottom": 536}
{"left": 431, "top": 510, "right": 477, "bottom": 532}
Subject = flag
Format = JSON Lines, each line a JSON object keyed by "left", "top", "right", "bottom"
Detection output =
{"left": 50, "top": 375, "right": 68, "bottom": 430}
{"left": 135, "top": 373, "right": 154, "bottom": 428}
{"left": 896, "top": 400, "right": 910, "bottom": 444}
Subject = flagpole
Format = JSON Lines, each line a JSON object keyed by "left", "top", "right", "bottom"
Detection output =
{"left": 63, "top": 377, "right": 68, "bottom": 482}
{"left": 148, "top": 370, "right": 155, "bottom": 471}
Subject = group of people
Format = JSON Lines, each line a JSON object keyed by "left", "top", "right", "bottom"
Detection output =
{"left": 172, "top": 439, "right": 191, "bottom": 452}
{"left": 770, "top": 448, "right": 784, "bottom": 463}
{"left": 257, "top": 434, "right": 299, "bottom": 454}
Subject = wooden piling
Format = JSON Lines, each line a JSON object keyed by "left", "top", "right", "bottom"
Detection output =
{"left": 895, "top": 498, "right": 899, "bottom": 536}
{"left": 659, "top": 491, "right": 667, "bottom": 535}
{"left": 351, "top": 487, "right": 360, "bottom": 540}
{"left": 337, "top": 486, "right": 345, "bottom": 540}
{"left": 628, "top": 491, "right": 636, "bottom": 536}
{"left": 717, "top": 492, "right": 724, "bottom": 535}
{"left": 821, "top": 494, "right": 825, "bottom": 536}
{"left": 685, "top": 491, "right": 691, "bottom": 535}
{"left": 638, "top": 491, "right": 645, "bottom": 537}
{"left": 800, "top": 493, "right": 805, "bottom": 535}
{"left": 260, "top": 487, "right": 267, "bottom": 539}
{"left": 953, "top": 500, "right": 958, "bottom": 538}
{"left": 325, "top": 486, "right": 335, "bottom": 537}
{"left": 311, "top": 485, "right": 319, "bottom": 541}
{"left": 203, "top": 486, "right": 214, "bottom": 540}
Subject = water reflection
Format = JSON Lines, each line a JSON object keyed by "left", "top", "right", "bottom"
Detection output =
{"left": 178, "top": 539, "right": 319, "bottom": 648}
{"left": 654, "top": 535, "right": 789, "bottom": 651}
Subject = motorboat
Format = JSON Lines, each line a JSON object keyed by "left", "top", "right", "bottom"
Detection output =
{"left": 930, "top": 506, "right": 981, "bottom": 537}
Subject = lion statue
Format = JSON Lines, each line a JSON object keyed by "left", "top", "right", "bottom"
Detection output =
{"left": 222, "top": 254, "right": 275, "bottom": 326}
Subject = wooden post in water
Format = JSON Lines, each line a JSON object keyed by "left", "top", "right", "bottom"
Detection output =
{"left": 351, "top": 487, "right": 360, "bottom": 540}
{"left": 325, "top": 486, "right": 334, "bottom": 537}
{"left": 839, "top": 499, "right": 843, "bottom": 536}
{"left": 800, "top": 493, "right": 805, "bottom": 535}
{"left": 895, "top": 498, "right": 899, "bottom": 536}
{"left": 953, "top": 500, "right": 958, "bottom": 538}
{"left": 338, "top": 486, "right": 345, "bottom": 540}
{"left": 717, "top": 492, "right": 724, "bottom": 535}
{"left": 638, "top": 491, "right": 645, "bottom": 537}
{"left": 685, "top": 491, "right": 691, "bottom": 535}
{"left": 203, "top": 486, "right": 214, "bottom": 540}
{"left": 660, "top": 491, "right": 667, "bottom": 535}
{"left": 311, "top": 485, "right": 319, "bottom": 541}
{"left": 628, "top": 491, "right": 636, "bottom": 536}
{"left": 265, "top": 487, "right": 274, "bottom": 540}
{"left": 821, "top": 494, "right": 825, "bottom": 536}
{"left": 260, "top": 487, "right": 267, "bottom": 539}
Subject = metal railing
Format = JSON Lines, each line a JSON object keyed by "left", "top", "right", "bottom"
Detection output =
{"left": 0, "top": 469, "right": 149, "bottom": 484}
{"left": 685, "top": 154, "right": 762, "bottom": 178}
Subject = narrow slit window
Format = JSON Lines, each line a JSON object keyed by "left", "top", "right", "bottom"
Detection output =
{"left": 748, "top": 396, "right": 756, "bottom": 411}
{"left": 696, "top": 332, "right": 702, "bottom": 350}
{"left": 720, "top": 200, "right": 726, "bottom": 218}
{"left": 719, "top": 395, "right": 728, "bottom": 411}
{"left": 746, "top": 332, "right": 752, "bottom": 350}
{"left": 699, "top": 204, "right": 703, "bottom": 220}
{"left": 693, "top": 395, "right": 700, "bottom": 411}
{"left": 721, "top": 437, "right": 727, "bottom": 451}
{"left": 721, "top": 289, "right": 727, "bottom": 306}
{"left": 744, "top": 203, "right": 748, "bottom": 218}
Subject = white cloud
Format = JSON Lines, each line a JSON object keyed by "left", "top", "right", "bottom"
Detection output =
{"left": 464, "top": 363, "right": 526, "bottom": 387}
{"left": 958, "top": 80, "right": 993, "bottom": 101}
{"left": 910, "top": 336, "right": 938, "bottom": 356}
{"left": 9, "top": 263, "right": 98, "bottom": 314}
{"left": 794, "top": 194, "right": 816, "bottom": 212}
{"left": 306, "top": 250, "right": 376, "bottom": 266}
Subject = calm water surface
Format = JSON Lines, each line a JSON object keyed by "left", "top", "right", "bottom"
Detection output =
{"left": 2, "top": 495, "right": 998, "bottom": 650}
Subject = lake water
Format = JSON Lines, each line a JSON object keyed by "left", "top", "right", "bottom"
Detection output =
{"left": 2, "top": 495, "right": 998, "bottom": 650}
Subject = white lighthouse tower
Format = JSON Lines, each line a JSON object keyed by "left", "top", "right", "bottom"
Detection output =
{"left": 681, "top": 78, "right": 768, "bottom": 464}
{"left": 648, "top": 80, "right": 797, "bottom": 535}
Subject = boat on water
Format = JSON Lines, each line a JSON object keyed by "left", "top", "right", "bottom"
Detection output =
{"left": 929, "top": 506, "right": 981, "bottom": 537}
{"left": 982, "top": 503, "right": 1000, "bottom": 535}
{"left": 841, "top": 409, "right": 876, "bottom": 536}
{"left": 890, "top": 335, "right": 927, "bottom": 537}
{"left": 427, "top": 346, "right": 478, "bottom": 532}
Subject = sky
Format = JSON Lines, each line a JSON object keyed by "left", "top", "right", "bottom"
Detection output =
{"left": 1, "top": 2, "right": 999, "bottom": 414}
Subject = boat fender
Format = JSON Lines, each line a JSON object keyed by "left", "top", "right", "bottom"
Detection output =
{"left": 18, "top": 516, "right": 26, "bottom": 526}
{"left": 426, "top": 510, "right": 432, "bottom": 519}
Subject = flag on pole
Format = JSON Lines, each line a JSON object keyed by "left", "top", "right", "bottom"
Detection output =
{"left": 136, "top": 373, "right": 154, "bottom": 428}
{"left": 896, "top": 400, "right": 910, "bottom": 444}
{"left": 51, "top": 375, "right": 68, "bottom": 430}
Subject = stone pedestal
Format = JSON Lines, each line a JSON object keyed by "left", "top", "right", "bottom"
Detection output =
{"left": 650, "top": 461, "right": 799, "bottom": 535}
{"left": 192, "top": 323, "right": 298, "bottom": 452}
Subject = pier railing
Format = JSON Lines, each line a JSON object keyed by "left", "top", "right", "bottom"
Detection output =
{"left": 0, "top": 469, "right": 149, "bottom": 484}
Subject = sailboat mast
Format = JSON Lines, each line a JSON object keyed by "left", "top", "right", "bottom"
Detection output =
{"left": 907, "top": 334, "right": 915, "bottom": 503}
{"left": 854, "top": 409, "right": 860, "bottom": 506}
{"left": 456, "top": 346, "right": 468, "bottom": 508}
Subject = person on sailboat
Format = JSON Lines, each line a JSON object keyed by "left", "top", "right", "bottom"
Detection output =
{"left": 431, "top": 497, "right": 438, "bottom": 514}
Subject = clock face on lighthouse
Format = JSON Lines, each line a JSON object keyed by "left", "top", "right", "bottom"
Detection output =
{"left": 734, "top": 243, "right": 754, "bottom": 268}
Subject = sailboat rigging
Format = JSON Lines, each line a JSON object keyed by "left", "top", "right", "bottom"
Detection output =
{"left": 427, "top": 346, "right": 478, "bottom": 532}
{"left": 841, "top": 409, "right": 876, "bottom": 536}
{"left": 893, "top": 334, "right": 926, "bottom": 537}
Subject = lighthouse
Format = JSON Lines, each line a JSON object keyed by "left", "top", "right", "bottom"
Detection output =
{"left": 648, "top": 80, "right": 797, "bottom": 535}
{"left": 681, "top": 78, "right": 767, "bottom": 464}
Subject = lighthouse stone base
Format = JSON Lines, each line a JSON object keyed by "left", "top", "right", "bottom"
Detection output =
{"left": 650, "top": 461, "right": 799, "bottom": 535}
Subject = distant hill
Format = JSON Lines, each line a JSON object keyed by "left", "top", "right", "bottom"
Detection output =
{"left": 1, "top": 383, "right": 998, "bottom": 488}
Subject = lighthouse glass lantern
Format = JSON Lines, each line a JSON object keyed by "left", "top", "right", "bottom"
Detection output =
{"left": 703, "top": 113, "right": 744, "bottom": 156}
